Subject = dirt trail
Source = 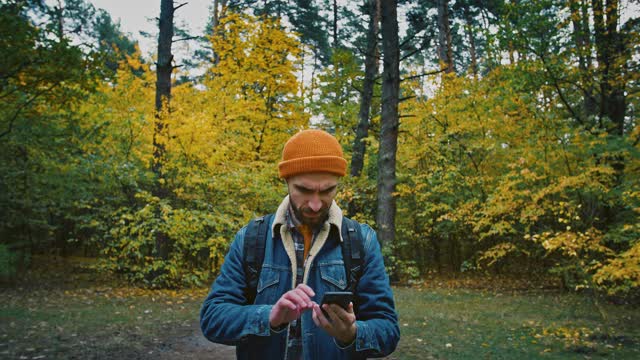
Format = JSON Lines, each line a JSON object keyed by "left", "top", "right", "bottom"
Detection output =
{"left": 155, "top": 322, "right": 235, "bottom": 360}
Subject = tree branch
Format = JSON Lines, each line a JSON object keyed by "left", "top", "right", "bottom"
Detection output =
{"left": 0, "top": 83, "right": 58, "bottom": 140}
{"left": 174, "top": 2, "right": 188, "bottom": 11}
{"left": 399, "top": 95, "right": 417, "bottom": 102}
{"left": 172, "top": 36, "right": 199, "bottom": 43}
{"left": 401, "top": 69, "right": 445, "bottom": 82}
{"left": 399, "top": 29, "right": 424, "bottom": 50}
{"left": 400, "top": 47, "right": 424, "bottom": 62}
{"left": 527, "top": 43, "right": 584, "bottom": 126}
{"left": 355, "top": 45, "right": 382, "bottom": 62}
{"left": 350, "top": 83, "right": 363, "bottom": 95}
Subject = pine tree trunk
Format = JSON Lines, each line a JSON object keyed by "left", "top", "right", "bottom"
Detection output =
{"left": 592, "top": 0, "right": 625, "bottom": 134}
{"left": 152, "top": 0, "right": 174, "bottom": 264}
{"left": 349, "top": 0, "right": 380, "bottom": 217}
{"left": 376, "top": 0, "right": 399, "bottom": 249}
{"left": 571, "top": 0, "right": 597, "bottom": 116}
{"left": 604, "top": 0, "right": 625, "bottom": 134}
{"left": 437, "top": 0, "right": 454, "bottom": 73}
{"left": 463, "top": 7, "right": 477, "bottom": 77}
{"left": 211, "top": 0, "right": 227, "bottom": 65}
{"left": 350, "top": 0, "right": 379, "bottom": 179}
{"left": 333, "top": 0, "right": 339, "bottom": 48}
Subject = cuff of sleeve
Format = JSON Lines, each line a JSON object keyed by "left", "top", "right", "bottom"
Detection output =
{"left": 334, "top": 337, "right": 355, "bottom": 350}
{"left": 354, "top": 320, "right": 372, "bottom": 351}
{"left": 270, "top": 322, "right": 288, "bottom": 334}
{"left": 252, "top": 305, "right": 274, "bottom": 336}
{"left": 334, "top": 323, "right": 357, "bottom": 349}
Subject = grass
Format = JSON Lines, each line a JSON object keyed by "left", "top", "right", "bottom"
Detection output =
{"left": 392, "top": 287, "right": 639, "bottom": 359}
{"left": 0, "top": 257, "right": 208, "bottom": 359}
{"left": 1, "top": 257, "right": 639, "bottom": 359}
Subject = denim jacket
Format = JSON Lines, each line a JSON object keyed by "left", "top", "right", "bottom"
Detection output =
{"left": 200, "top": 196, "right": 400, "bottom": 359}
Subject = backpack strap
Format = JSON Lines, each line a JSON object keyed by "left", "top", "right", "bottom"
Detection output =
{"left": 243, "top": 213, "right": 273, "bottom": 304}
{"left": 341, "top": 217, "right": 365, "bottom": 293}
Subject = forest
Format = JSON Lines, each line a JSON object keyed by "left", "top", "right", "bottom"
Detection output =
{"left": 1, "top": 0, "right": 639, "bottom": 302}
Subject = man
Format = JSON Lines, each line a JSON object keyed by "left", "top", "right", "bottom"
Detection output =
{"left": 200, "top": 129, "right": 399, "bottom": 359}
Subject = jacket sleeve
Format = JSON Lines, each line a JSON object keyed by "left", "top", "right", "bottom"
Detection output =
{"left": 199, "top": 227, "right": 274, "bottom": 345}
{"left": 352, "top": 224, "right": 400, "bottom": 357}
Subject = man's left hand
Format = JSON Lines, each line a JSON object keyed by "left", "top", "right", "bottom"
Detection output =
{"left": 311, "top": 301, "right": 356, "bottom": 345}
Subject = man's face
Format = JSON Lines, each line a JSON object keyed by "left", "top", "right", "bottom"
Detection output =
{"left": 287, "top": 172, "right": 339, "bottom": 227}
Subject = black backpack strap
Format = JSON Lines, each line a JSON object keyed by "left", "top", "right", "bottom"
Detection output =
{"left": 243, "top": 213, "right": 273, "bottom": 304}
{"left": 341, "top": 217, "right": 365, "bottom": 293}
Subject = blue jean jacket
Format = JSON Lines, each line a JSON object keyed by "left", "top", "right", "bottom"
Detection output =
{"left": 200, "top": 204, "right": 400, "bottom": 359}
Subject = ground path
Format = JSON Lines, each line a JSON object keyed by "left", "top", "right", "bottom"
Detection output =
{"left": 156, "top": 321, "right": 235, "bottom": 360}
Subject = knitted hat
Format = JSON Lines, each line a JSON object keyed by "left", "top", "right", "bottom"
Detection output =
{"left": 278, "top": 129, "right": 347, "bottom": 178}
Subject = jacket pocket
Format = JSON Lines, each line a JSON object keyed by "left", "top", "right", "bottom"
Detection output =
{"left": 256, "top": 266, "right": 282, "bottom": 304}
{"left": 318, "top": 260, "right": 348, "bottom": 291}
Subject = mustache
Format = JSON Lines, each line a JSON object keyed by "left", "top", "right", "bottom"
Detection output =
{"left": 302, "top": 207, "right": 326, "bottom": 214}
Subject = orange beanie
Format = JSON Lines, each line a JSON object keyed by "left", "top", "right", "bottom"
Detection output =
{"left": 278, "top": 129, "right": 347, "bottom": 178}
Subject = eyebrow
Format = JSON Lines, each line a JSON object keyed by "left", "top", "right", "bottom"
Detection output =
{"left": 294, "top": 184, "right": 338, "bottom": 193}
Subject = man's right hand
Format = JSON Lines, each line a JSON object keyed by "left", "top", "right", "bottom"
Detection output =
{"left": 269, "top": 284, "right": 316, "bottom": 328}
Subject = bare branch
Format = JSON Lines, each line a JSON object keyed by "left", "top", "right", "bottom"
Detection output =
{"left": 399, "top": 29, "right": 424, "bottom": 50}
{"left": 533, "top": 48, "right": 584, "bottom": 126}
{"left": 399, "top": 95, "right": 417, "bottom": 102}
{"left": 174, "top": 2, "right": 188, "bottom": 11}
{"left": 401, "top": 69, "right": 445, "bottom": 82}
{"left": 400, "top": 47, "right": 424, "bottom": 62}
{"left": 355, "top": 45, "right": 382, "bottom": 61}
{"left": 172, "top": 36, "right": 200, "bottom": 43}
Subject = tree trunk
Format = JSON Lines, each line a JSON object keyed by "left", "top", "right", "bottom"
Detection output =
{"left": 333, "top": 0, "right": 339, "bottom": 48}
{"left": 211, "top": 0, "right": 227, "bottom": 65}
{"left": 570, "top": 0, "right": 597, "bottom": 116}
{"left": 592, "top": 0, "right": 625, "bottom": 135}
{"left": 348, "top": 0, "right": 380, "bottom": 217}
{"left": 350, "top": 0, "right": 379, "bottom": 179}
{"left": 376, "top": 0, "right": 399, "bottom": 249}
{"left": 213, "top": 0, "right": 219, "bottom": 29}
{"left": 463, "top": 7, "right": 477, "bottom": 77}
{"left": 152, "top": 0, "right": 174, "bottom": 264}
{"left": 437, "top": 0, "right": 454, "bottom": 73}
{"left": 604, "top": 0, "right": 625, "bottom": 134}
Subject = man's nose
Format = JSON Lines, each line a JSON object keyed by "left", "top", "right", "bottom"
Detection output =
{"left": 308, "top": 195, "right": 322, "bottom": 212}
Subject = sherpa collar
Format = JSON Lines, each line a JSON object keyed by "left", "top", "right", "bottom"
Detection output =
{"left": 272, "top": 195, "right": 344, "bottom": 242}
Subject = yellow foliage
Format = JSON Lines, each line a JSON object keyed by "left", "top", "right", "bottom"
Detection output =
{"left": 594, "top": 242, "right": 640, "bottom": 294}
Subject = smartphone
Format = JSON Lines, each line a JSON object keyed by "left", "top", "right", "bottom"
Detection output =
{"left": 320, "top": 291, "right": 353, "bottom": 318}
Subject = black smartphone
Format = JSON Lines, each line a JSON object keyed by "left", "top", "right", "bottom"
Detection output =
{"left": 320, "top": 291, "right": 353, "bottom": 318}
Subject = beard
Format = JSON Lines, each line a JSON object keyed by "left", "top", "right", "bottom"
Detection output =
{"left": 290, "top": 200, "right": 329, "bottom": 228}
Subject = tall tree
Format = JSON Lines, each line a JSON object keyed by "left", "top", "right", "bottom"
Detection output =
{"left": 377, "top": 0, "right": 400, "bottom": 248}
{"left": 350, "top": 0, "right": 380, "bottom": 177}
{"left": 0, "top": 0, "right": 98, "bottom": 262}
{"left": 437, "top": 0, "right": 454, "bottom": 73}
{"left": 593, "top": 0, "right": 626, "bottom": 134}
{"left": 455, "top": 1, "right": 480, "bottom": 76}
{"left": 349, "top": 0, "right": 380, "bottom": 206}
{"left": 569, "top": 0, "right": 596, "bottom": 116}
{"left": 152, "top": 0, "right": 179, "bottom": 267}
{"left": 332, "top": 0, "right": 339, "bottom": 48}
{"left": 92, "top": 9, "right": 139, "bottom": 74}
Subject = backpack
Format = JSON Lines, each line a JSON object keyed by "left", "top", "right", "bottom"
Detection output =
{"left": 242, "top": 214, "right": 365, "bottom": 305}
